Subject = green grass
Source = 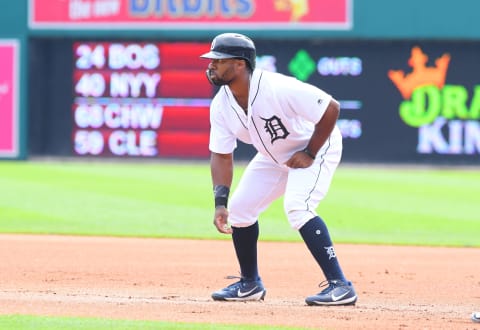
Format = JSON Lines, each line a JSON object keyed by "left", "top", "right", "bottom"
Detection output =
{"left": 0, "top": 160, "right": 478, "bottom": 247}
{"left": 0, "top": 315, "right": 309, "bottom": 330}
{"left": 0, "top": 160, "right": 478, "bottom": 329}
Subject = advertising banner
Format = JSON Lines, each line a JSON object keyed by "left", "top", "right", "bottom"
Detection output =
{"left": 0, "top": 40, "right": 19, "bottom": 158}
{"left": 267, "top": 41, "right": 480, "bottom": 164}
{"left": 27, "top": 38, "right": 480, "bottom": 164}
{"left": 29, "top": 0, "right": 351, "bottom": 30}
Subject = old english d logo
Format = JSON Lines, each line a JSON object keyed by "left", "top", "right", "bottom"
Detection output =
{"left": 261, "top": 115, "right": 290, "bottom": 143}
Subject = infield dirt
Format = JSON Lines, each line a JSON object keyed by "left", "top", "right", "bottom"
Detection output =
{"left": 0, "top": 234, "right": 479, "bottom": 329}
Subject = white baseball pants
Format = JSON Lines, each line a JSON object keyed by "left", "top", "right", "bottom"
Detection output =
{"left": 228, "top": 138, "right": 342, "bottom": 230}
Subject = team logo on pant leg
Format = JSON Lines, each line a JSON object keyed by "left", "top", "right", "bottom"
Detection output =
{"left": 260, "top": 115, "right": 290, "bottom": 143}
{"left": 324, "top": 246, "right": 337, "bottom": 260}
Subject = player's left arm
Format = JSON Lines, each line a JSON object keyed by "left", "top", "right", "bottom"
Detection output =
{"left": 285, "top": 98, "right": 340, "bottom": 168}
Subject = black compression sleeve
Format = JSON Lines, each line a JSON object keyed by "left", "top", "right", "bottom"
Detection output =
{"left": 213, "top": 185, "right": 230, "bottom": 208}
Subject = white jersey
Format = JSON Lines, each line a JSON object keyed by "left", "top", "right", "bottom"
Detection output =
{"left": 209, "top": 69, "right": 342, "bottom": 164}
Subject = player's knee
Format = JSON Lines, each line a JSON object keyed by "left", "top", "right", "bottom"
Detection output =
{"left": 229, "top": 198, "right": 258, "bottom": 228}
{"left": 284, "top": 200, "right": 316, "bottom": 230}
{"left": 228, "top": 215, "right": 257, "bottom": 228}
{"left": 285, "top": 210, "right": 315, "bottom": 230}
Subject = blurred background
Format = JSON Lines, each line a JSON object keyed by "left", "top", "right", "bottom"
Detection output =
{"left": 1, "top": 0, "right": 479, "bottom": 166}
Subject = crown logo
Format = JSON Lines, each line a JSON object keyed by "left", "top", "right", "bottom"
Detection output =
{"left": 388, "top": 46, "right": 451, "bottom": 99}
{"left": 274, "top": 0, "right": 309, "bottom": 21}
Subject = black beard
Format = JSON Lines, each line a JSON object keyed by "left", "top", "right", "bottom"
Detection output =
{"left": 205, "top": 69, "right": 231, "bottom": 86}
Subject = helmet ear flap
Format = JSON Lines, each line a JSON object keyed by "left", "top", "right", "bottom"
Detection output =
{"left": 245, "top": 58, "right": 254, "bottom": 72}
{"left": 239, "top": 58, "right": 253, "bottom": 73}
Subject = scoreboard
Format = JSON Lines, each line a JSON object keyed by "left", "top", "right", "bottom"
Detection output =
{"left": 72, "top": 42, "right": 212, "bottom": 157}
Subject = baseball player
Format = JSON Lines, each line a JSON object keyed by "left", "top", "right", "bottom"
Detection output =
{"left": 200, "top": 33, "right": 357, "bottom": 306}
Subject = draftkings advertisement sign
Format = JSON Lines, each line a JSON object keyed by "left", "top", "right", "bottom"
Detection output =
{"left": 388, "top": 47, "right": 479, "bottom": 158}
{"left": 252, "top": 40, "right": 480, "bottom": 164}
{"left": 246, "top": 41, "right": 480, "bottom": 163}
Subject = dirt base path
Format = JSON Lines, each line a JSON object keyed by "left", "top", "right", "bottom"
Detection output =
{"left": 0, "top": 235, "right": 479, "bottom": 329}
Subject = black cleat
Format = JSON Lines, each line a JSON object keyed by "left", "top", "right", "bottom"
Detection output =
{"left": 212, "top": 277, "right": 266, "bottom": 302}
{"left": 306, "top": 279, "right": 357, "bottom": 306}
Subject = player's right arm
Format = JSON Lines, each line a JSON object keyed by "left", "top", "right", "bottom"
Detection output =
{"left": 211, "top": 152, "right": 234, "bottom": 234}
{"left": 209, "top": 94, "right": 237, "bottom": 234}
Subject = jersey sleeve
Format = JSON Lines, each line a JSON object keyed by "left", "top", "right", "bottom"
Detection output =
{"left": 277, "top": 76, "right": 333, "bottom": 124}
{"left": 208, "top": 98, "right": 237, "bottom": 154}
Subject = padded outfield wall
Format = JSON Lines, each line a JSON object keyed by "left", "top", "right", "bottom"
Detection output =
{"left": 1, "top": 0, "right": 480, "bottom": 164}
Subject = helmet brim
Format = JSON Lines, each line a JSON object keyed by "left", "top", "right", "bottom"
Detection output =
{"left": 200, "top": 51, "right": 238, "bottom": 59}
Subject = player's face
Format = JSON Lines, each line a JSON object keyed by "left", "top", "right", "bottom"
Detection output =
{"left": 206, "top": 58, "right": 240, "bottom": 86}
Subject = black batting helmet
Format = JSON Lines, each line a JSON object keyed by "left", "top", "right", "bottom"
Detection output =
{"left": 200, "top": 33, "right": 256, "bottom": 70}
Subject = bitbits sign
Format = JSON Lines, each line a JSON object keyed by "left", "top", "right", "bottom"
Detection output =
{"left": 29, "top": 0, "right": 351, "bottom": 30}
{"left": 73, "top": 41, "right": 212, "bottom": 157}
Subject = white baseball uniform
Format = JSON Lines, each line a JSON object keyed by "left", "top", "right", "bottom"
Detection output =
{"left": 209, "top": 69, "right": 343, "bottom": 230}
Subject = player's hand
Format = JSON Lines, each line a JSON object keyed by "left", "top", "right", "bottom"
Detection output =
{"left": 285, "top": 151, "right": 314, "bottom": 169}
{"left": 213, "top": 206, "right": 232, "bottom": 234}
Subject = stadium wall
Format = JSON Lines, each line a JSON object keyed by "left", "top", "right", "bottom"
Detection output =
{"left": 1, "top": 0, "right": 479, "bottom": 164}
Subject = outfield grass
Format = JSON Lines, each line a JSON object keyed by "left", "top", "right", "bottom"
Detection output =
{"left": 0, "top": 160, "right": 478, "bottom": 247}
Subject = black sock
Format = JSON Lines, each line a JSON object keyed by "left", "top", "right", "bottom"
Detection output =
{"left": 299, "top": 216, "right": 346, "bottom": 282}
{"left": 232, "top": 221, "right": 259, "bottom": 282}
